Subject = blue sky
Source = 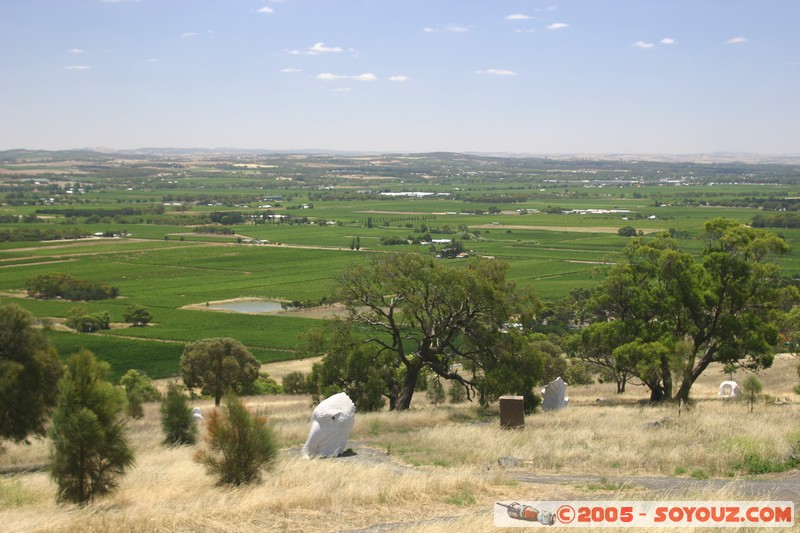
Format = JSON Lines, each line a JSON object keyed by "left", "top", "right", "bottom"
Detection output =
{"left": 1, "top": 0, "right": 798, "bottom": 154}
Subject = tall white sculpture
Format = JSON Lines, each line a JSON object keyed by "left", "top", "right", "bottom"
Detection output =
{"left": 302, "top": 392, "right": 356, "bottom": 458}
{"left": 541, "top": 377, "right": 569, "bottom": 411}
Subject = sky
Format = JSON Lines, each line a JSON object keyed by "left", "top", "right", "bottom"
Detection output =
{"left": 1, "top": 0, "right": 799, "bottom": 155}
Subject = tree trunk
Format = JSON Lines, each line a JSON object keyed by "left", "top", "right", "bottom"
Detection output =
{"left": 661, "top": 361, "right": 673, "bottom": 399}
{"left": 395, "top": 362, "right": 422, "bottom": 410}
{"left": 649, "top": 382, "right": 665, "bottom": 403}
{"left": 674, "top": 348, "right": 714, "bottom": 403}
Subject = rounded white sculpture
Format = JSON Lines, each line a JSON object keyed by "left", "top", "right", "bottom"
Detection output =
{"left": 718, "top": 380, "right": 739, "bottom": 398}
{"left": 302, "top": 392, "right": 356, "bottom": 459}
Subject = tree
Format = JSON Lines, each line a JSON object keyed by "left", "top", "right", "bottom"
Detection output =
{"left": 194, "top": 392, "right": 278, "bottom": 485}
{"left": 65, "top": 306, "right": 110, "bottom": 333}
{"left": 160, "top": 381, "right": 197, "bottom": 446}
{"left": 566, "top": 321, "right": 631, "bottom": 394}
{"left": 48, "top": 349, "right": 134, "bottom": 504}
{"left": 180, "top": 338, "right": 260, "bottom": 406}
{"left": 306, "top": 253, "right": 543, "bottom": 411}
{"left": 123, "top": 305, "right": 152, "bottom": 327}
{"left": 0, "top": 303, "right": 63, "bottom": 444}
{"left": 584, "top": 219, "right": 796, "bottom": 403}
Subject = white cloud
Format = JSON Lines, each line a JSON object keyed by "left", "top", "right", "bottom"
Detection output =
{"left": 280, "top": 67, "right": 302, "bottom": 73}
{"left": 388, "top": 75, "right": 409, "bottom": 82}
{"left": 316, "top": 72, "right": 376, "bottom": 81}
{"left": 181, "top": 32, "right": 198, "bottom": 38}
{"left": 546, "top": 22, "right": 569, "bottom": 30}
{"left": 423, "top": 23, "right": 469, "bottom": 33}
{"left": 633, "top": 41, "right": 655, "bottom": 49}
{"left": 506, "top": 14, "right": 531, "bottom": 21}
{"left": 65, "top": 65, "right": 91, "bottom": 70}
{"left": 289, "top": 42, "right": 345, "bottom": 55}
{"left": 514, "top": 29, "right": 535, "bottom": 34}
{"left": 660, "top": 37, "right": 676, "bottom": 45}
{"left": 310, "top": 42, "right": 343, "bottom": 53}
{"left": 146, "top": 58, "right": 158, "bottom": 63}
{"left": 256, "top": 6, "right": 273, "bottom": 14}
{"left": 726, "top": 36, "right": 748, "bottom": 45}
{"left": 69, "top": 48, "right": 87, "bottom": 54}
{"left": 476, "top": 68, "right": 516, "bottom": 76}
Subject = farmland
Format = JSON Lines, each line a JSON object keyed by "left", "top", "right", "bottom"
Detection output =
{"left": 1, "top": 149, "right": 799, "bottom": 378}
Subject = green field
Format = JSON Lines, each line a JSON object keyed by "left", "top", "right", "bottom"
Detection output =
{"left": 2, "top": 150, "right": 798, "bottom": 380}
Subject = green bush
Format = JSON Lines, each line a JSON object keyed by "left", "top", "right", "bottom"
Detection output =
{"left": 194, "top": 392, "right": 278, "bottom": 485}
{"left": 241, "top": 373, "right": 283, "bottom": 395}
{"left": 160, "top": 382, "right": 197, "bottom": 446}
{"left": 282, "top": 371, "right": 308, "bottom": 395}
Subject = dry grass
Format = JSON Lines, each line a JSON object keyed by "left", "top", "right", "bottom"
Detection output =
{"left": 1, "top": 356, "right": 798, "bottom": 532}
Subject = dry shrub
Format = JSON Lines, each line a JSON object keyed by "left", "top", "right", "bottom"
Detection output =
{"left": 194, "top": 392, "right": 278, "bottom": 485}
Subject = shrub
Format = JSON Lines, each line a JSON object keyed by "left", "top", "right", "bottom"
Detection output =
{"left": 48, "top": 349, "right": 134, "bottom": 504}
{"left": 194, "top": 392, "right": 278, "bottom": 485}
{"left": 282, "top": 371, "right": 308, "bottom": 395}
{"left": 160, "top": 381, "right": 197, "bottom": 446}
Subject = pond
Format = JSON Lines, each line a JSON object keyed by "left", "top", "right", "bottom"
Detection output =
{"left": 206, "top": 300, "right": 286, "bottom": 314}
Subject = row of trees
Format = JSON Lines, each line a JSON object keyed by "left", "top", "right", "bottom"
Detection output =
{"left": 26, "top": 273, "right": 119, "bottom": 301}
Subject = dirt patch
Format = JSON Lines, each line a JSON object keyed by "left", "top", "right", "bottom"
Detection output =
{"left": 181, "top": 298, "right": 347, "bottom": 319}
{"left": 260, "top": 357, "right": 321, "bottom": 380}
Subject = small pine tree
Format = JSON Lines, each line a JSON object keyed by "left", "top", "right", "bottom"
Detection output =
{"left": 194, "top": 392, "right": 278, "bottom": 485}
{"left": 160, "top": 381, "right": 197, "bottom": 446}
{"left": 49, "top": 349, "right": 134, "bottom": 504}
{"left": 742, "top": 375, "right": 763, "bottom": 413}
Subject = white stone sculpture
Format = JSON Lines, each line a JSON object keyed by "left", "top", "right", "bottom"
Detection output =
{"left": 541, "top": 377, "right": 569, "bottom": 411}
{"left": 302, "top": 392, "right": 356, "bottom": 458}
{"left": 718, "top": 380, "right": 739, "bottom": 398}
{"left": 192, "top": 407, "right": 204, "bottom": 420}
